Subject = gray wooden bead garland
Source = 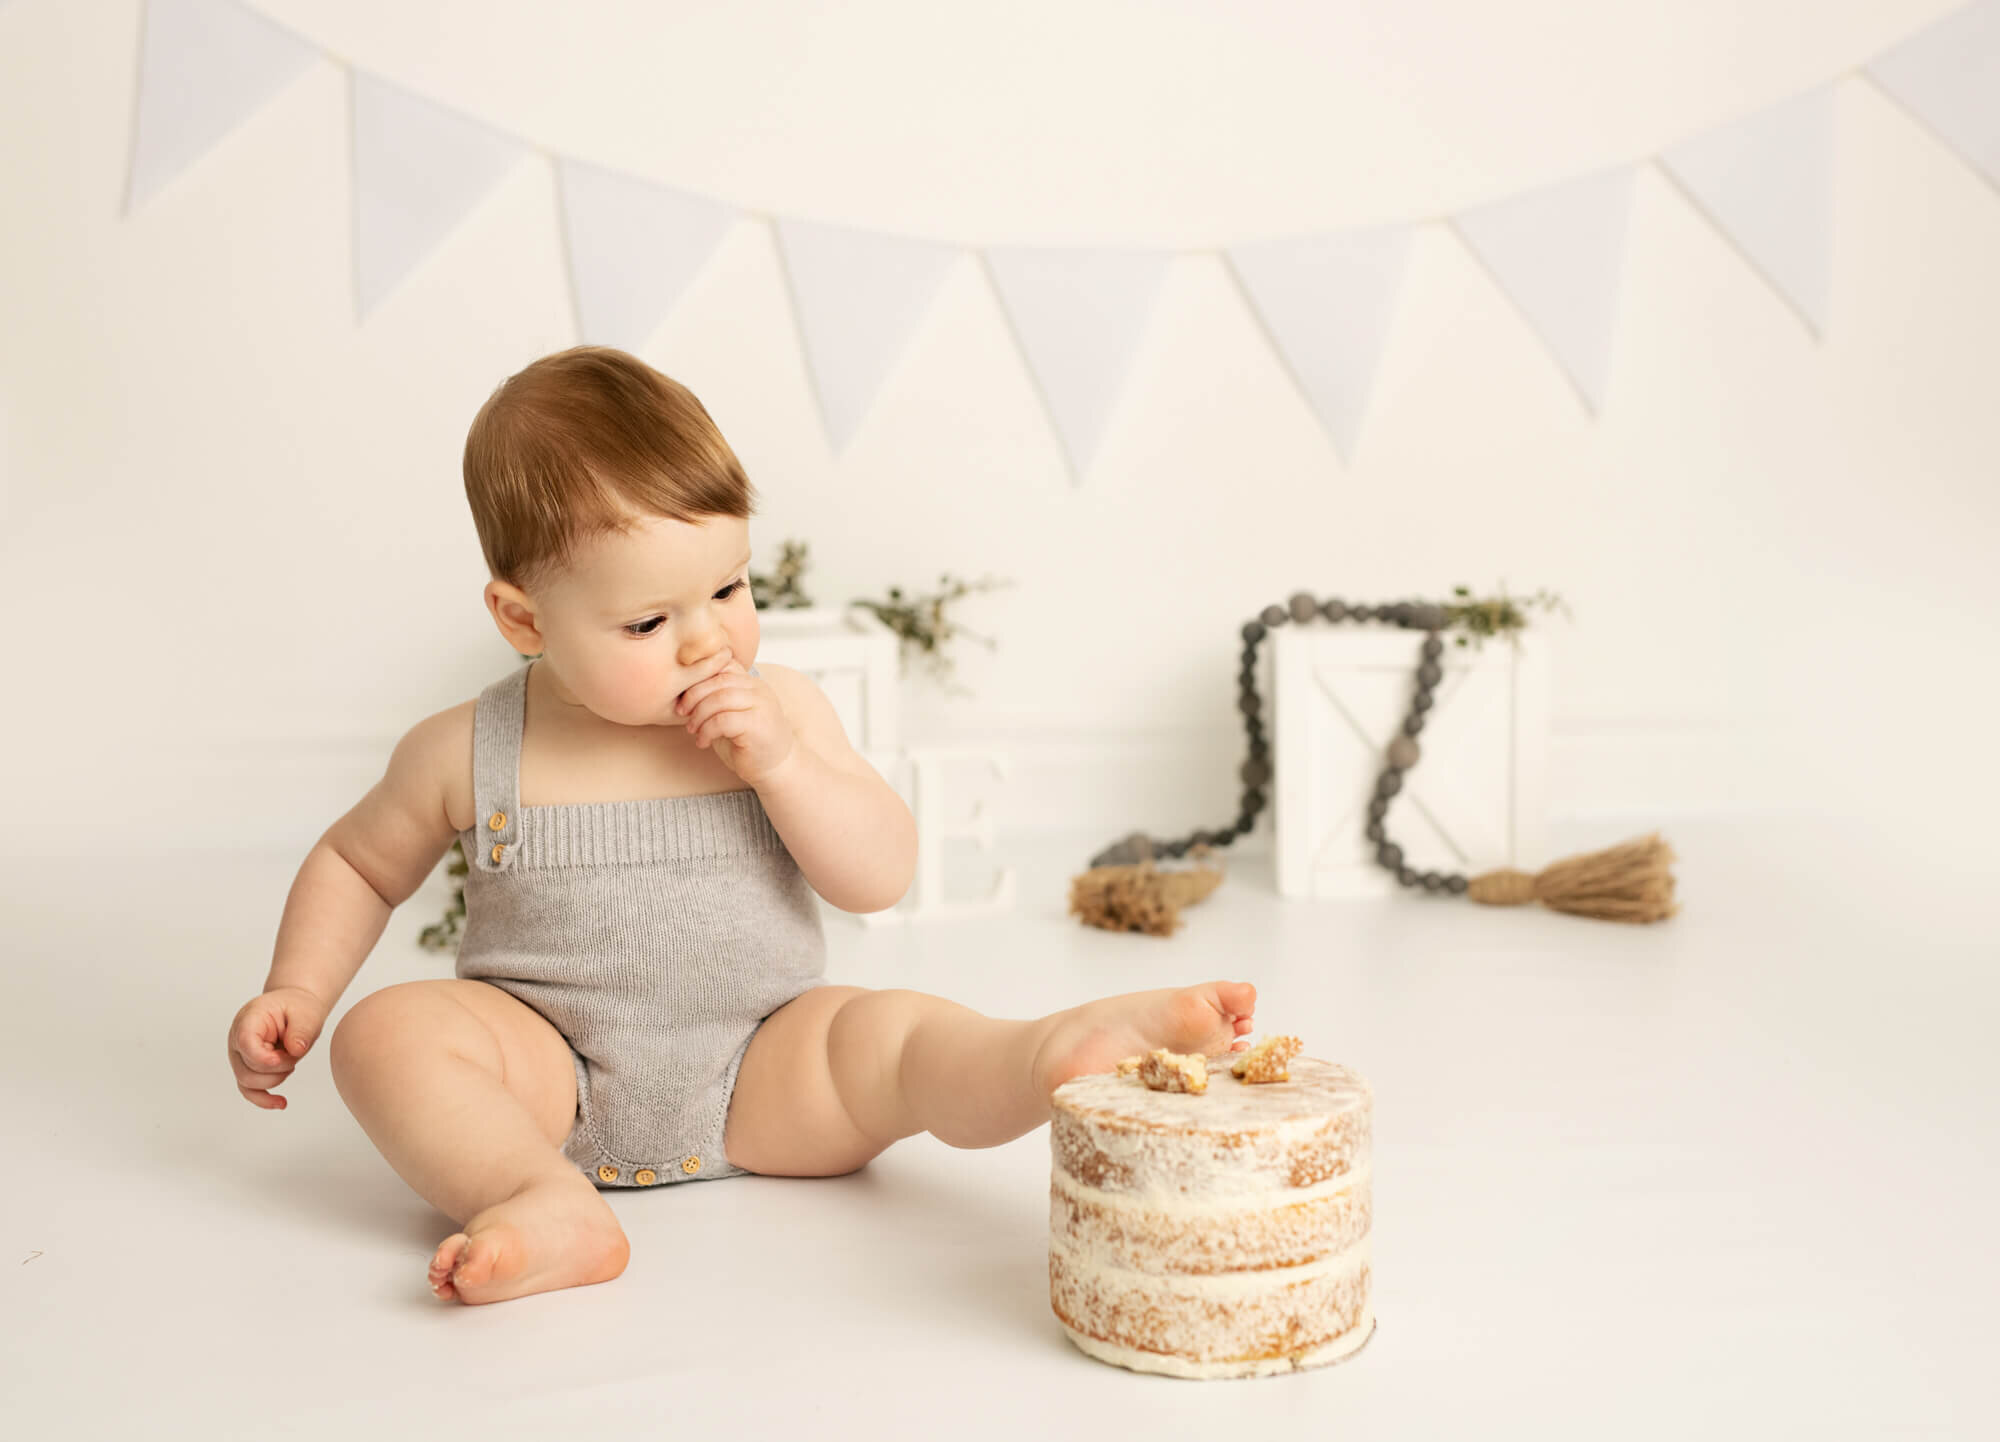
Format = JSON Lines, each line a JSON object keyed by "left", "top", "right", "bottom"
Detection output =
{"left": 1086, "top": 594, "right": 1467, "bottom": 893}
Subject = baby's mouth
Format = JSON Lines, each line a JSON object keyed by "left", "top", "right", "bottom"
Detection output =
{"left": 673, "top": 656, "right": 730, "bottom": 711}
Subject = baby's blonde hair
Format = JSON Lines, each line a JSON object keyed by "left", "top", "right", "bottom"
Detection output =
{"left": 463, "top": 346, "right": 757, "bottom": 594}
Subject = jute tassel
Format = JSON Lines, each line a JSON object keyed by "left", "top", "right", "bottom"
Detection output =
{"left": 1068, "top": 847, "right": 1226, "bottom": 937}
{"left": 1466, "top": 832, "right": 1679, "bottom": 923}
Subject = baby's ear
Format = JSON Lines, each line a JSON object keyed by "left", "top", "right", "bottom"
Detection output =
{"left": 483, "top": 580, "right": 545, "bottom": 654}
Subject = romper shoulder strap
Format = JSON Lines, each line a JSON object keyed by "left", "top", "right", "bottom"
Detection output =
{"left": 469, "top": 658, "right": 531, "bottom": 874}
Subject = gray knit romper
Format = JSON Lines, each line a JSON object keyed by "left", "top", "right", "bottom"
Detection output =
{"left": 454, "top": 658, "right": 829, "bottom": 1187}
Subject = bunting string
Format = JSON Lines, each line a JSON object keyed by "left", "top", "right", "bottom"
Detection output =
{"left": 122, "top": 0, "right": 2000, "bottom": 478}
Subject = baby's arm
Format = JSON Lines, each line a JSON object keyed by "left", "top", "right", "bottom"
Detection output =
{"left": 230, "top": 709, "right": 464, "bottom": 1106}
{"left": 263, "top": 710, "right": 464, "bottom": 1011}
{"left": 753, "top": 672, "right": 917, "bottom": 914}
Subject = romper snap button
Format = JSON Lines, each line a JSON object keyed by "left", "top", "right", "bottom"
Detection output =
{"left": 488, "top": 811, "right": 507, "bottom": 831}
{"left": 633, "top": 1169, "right": 656, "bottom": 1185}
{"left": 490, "top": 843, "right": 506, "bottom": 864}
{"left": 597, "top": 1165, "right": 619, "bottom": 1184}
{"left": 681, "top": 1156, "right": 701, "bottom": 1176}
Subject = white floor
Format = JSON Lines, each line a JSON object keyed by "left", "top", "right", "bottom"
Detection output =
{"left": 1, "top": 816, "right": 1992, "bottom": 1440}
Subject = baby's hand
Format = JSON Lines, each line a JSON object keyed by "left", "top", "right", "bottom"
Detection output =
{"left": 227, "top": 987, "right": 328, "bottom": 1110}
{"left": 674, "top": 655, "right": 796, "bottom": 787}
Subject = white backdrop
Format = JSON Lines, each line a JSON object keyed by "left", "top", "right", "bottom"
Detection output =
{"left": 2, "top": 0, "right": 1996, "bottom": 862}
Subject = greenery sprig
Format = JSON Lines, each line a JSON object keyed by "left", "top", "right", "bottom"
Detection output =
{"left": 1444, "top": 583, "right": 1570, "bottom": 649}
{"left": 848, "top": 573, "right": 1012, "bottom": 696}
{"left": 748, "top": 539, "right": 815, "bottom": 610}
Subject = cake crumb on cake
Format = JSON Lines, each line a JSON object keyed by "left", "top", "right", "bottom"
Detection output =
{"left": 1230, "top": 1035, "right": 1303, "bottom": 1084}
{"left": 1115, "top": 1055, "right": 1144, "bottom": 1076}
{"left": 1136, "top": 1048, "right": 1208, "bottom": 1094}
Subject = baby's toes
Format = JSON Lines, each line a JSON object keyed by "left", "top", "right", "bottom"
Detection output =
{"left": 452, "top": 1232, "right": 505, "bottom": 1292}
{"left": 1177, "top": 985, "right": 1241, "bottom": 1053}
{"left": 429, "top": 1234, "right": 469, "bottom": 1298}
{"left": 1215, "top": 980, "right": 1257, "bottom": 1020}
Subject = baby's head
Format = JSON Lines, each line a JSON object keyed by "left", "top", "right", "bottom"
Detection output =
{"left": 464, "top": 345, "right": 760, "bottom": 727}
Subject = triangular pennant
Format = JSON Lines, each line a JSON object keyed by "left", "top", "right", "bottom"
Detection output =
{"left": 1452, "top": 166, "right": 1636, "bottom": 413}
{"left": 1226, "top": 224, "right": 1414, "bottom": 461}
{"left": 1659, "top": 86, "right": 1836, "bottom": 337}
{"left": 1867, "top": 0, "right": 2000, "bottom": 192}
{"left": 350, "top": 70, "right": 528, "bottom": 318}
{"left": 773, "top": 218, "right": 961, "bottom": 454}
{"left": 556, "top": 158, "right": 736, "bottom": 352}
{"left": 125, "top": 0, "right": 318, "bottom": 212}
{"left": 983, "top": 247, "right": 1172, "bottom": 480}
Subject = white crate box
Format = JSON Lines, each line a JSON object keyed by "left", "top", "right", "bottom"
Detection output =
{"left": 1272, "top": 626, "right": 1549, "bottom": 899}
{"left": 754, "top": 605, "right": 901, "bottom": 775}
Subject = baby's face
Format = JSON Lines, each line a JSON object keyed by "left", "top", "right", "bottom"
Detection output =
{"left": 522, "top": 512, "right": 759, "bottom": 728}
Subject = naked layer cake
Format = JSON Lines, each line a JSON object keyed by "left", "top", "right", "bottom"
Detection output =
{"left": 1048, "top": 1054, "right": 1374, "bottom": 1378}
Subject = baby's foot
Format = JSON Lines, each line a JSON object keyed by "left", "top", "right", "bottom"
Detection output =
{"left": 427, "top": 1175, "right": 630, "bottom": 1306}
{"left": 1031, "top": 981, "right": 1258, "bottom": 1096}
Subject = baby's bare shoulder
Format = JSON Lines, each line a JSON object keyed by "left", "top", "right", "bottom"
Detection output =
{"left": 321, "top": 698, "right": 478, "bottom": 909}
{"left": 408, "top": 698, "right": 479, "bottom": 836}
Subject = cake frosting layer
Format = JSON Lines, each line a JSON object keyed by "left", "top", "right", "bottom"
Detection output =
{"left": 1058, "top": 1311, "right": 1376, "bottom": 1380}
{"left": 1050, "top": 1056, "right": 1370, "bottom": 1196}
{"left": 1049, "top": 1236, "right": 1371, "bottom": 1365}
{"left": 1050, "top": 1166, "right": 1371, "bottom": 1275}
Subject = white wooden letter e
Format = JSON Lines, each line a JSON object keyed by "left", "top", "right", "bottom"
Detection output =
{"left": 861, "top": 746, "right": 1017, "bottom": 924}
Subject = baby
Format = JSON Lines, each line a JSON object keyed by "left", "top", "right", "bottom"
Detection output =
{"left": 226, "top": 346, "right": 1257, "bottom": 1305}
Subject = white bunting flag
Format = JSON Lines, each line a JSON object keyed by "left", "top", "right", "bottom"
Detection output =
{"left": 1660, "top": 86, "right": 1836, "bottom": 337}
{"left": 983, "top": 247, "right": 1172, "bottom": 480}
{"left": 557, "top": 158, "right": 735, "bottom": 353}
{"left": 1226, "top": 224, "right": 1414, "bottom": 462}
{"left": 1452, "top": 166, "right": 1637, "bottom": 413}
{"left": 350, "top": 71, "right": 528, "bottom": 318}
{"left": 125, "top": 0, "right": 317, "bottom": 212}
{"left": 774, "top": 218, "right": 962, "bottom": 454}
{"left": 1868, "top": 0, "right": 2000, "bottom": 192}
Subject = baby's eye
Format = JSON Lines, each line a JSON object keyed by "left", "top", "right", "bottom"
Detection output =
{"left": 623, "top": 579, "right": 746, "bottom": 637}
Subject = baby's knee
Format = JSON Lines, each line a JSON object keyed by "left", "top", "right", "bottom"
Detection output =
{"left": 329, "top": 982, "right": 479, "bottom": 1082}
{"left": 329, "top": 992, "right": 403, "bottom": 1086}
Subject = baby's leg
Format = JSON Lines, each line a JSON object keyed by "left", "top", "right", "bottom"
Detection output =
{"left": 724, "top": 980, "right": 1258, "bottom": 1175}
{"left": 328, "top": 978, "right": 627, "bottom": 1305}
